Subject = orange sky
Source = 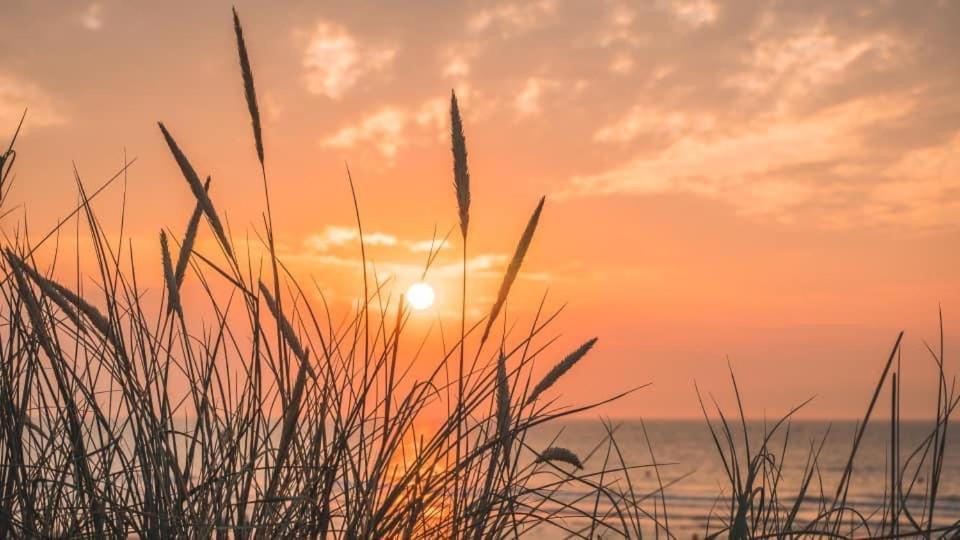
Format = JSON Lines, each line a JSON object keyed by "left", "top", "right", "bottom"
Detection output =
{"left": 1, "top": 0, "right": 958, "bottom": 419}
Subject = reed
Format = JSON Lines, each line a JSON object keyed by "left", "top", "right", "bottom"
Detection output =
{"left": 160, "top": 230, "right": 180, "bottom": 315}
{"left": 496, "top": 352, "right": 511, "bottom": 444}
{"left": 450, "top": 89, "right": 471, "bottom": 535}
{"left": 6, "top": 248, "right": 114, "bottom": 340}
{"left": 157, "top": 122, "right": 233, "bottom": 257}
{"left": 0, "top": 110, "right": 24, "bottom": 207}
{"left": 535, "top": 447, "right": 584, "bottom": 469}
{"left": 691, "top": 326, "right": 958, "bottom": 539}
{"left": 4, "top": 249, "right": 82, "bottom": 328}
{"left": 481, "top": 196, "right": 545, "bottom": 344}
{"left": 232, "top": 7, "right": 264, "bottom": 166}
{"left": 0, "top": 23, "right": 637, "bottom": 536}
{"left": 450, "top": 90, "right": 470, "bottom": 240}
{"left": 258, "top": 281, "right": 312, "bottom": 373}
{"left": 174, "top": 176, "right": 210, "bottom": 287}
{"left": 526, "top": 336, "right": 597, "bottom": 405}
{"left": 0, "top": 8, "right": 955, "bottom": 540}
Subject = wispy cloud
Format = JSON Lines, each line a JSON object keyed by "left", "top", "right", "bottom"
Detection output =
{"left": 302, "top": 21, "right": 396, "bottom": 99}
{"left": 80, "top": 2, "right": 103, "bottom": 31}
{"left": 407, "top": 238, "right": 450, "bottom": 253}
{"left": 596, "top": 3, "right": 640, "bottom": 46}
{"left": 305, "top": 226, "right": 398, "bottom": 252}
{"left": 322, "top": 108, "right": 407, "bottom": 157}
{"left": 572, "top": 95, "right": 935, "bottom": 227}
{"left": 322, "top": 97, "right": 449, "bottom": 158}
{"left": 593, "top": 106, "right": 716, "bottom": 144}
{"left": 728, "top": 25, "right": 898, "bottom": 106}
{"left": 664, "top": 0, "right": 718, "bottom": 28}
{"left": 556, "top": 4, "right": 960, "bottom": 230}
{"left": 0, "top": 73, "right": 65, "bottom": 127}
{"left": 444, "top": 55, "right": 471, "bottom": 78}
{"left": 305, "top": 226, "right": 452, "bottom": 254}
{"left": 468, "top": 0, "right": 558, "bottom": 36}
{"left": 514, "top": 77, "right": 558, "bottom": 116}
{"left": 287, "top": 251, "right": 510, "bottom": 286}
{"left": 873, "top": 133, "right": 960, "bottom": 228}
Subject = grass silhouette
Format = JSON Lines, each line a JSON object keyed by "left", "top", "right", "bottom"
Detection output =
{"left": 0, "top": 9, "right": 956, "bottom": 539}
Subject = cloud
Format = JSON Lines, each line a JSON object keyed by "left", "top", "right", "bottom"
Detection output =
{"left": 305, "top": 226, "right": 453, "bottom": 254}
{"left": 413, "top": 97, "right": 448, "bottom": 132}
{"left": 610, "top": 4, "right": 636, "bottom": 27}
{"left": 728, "top": 25, "right": 898, "bottom": 105}
{"left": 364, "top": 232, "right": 399, "bottom": 247}
{"left": 80, "top": 3, "right": 103, "bottom": 31}
{"left": 873, "top": 132, "right": 960, "bottom": 228}
{"left": 290, "top": 251, "right": 511, "bottom": 280}
{"left": 593, "top": 106, "right": 716, "bottom": 144}
{"left": 514, "top": 77, "right": 557, "bottom": 116}
{"left": 572, "top": 95, "right": 933, "bottom": 226}
{"left": 305, "top": 226, "right": 398, "bottom": 252}
{"left": 435, "top": 254, "right": 507, "bottom": 277}
{"left": 407, "top": 238, "right": 451, "bottom": 253}
{"left": 322, "top": 97, "right": 451, "bottom": 158}
{"left": 0, "top": 73, "right": 65, "bottom": 127}
{"left": 440, "top": 41, "right": 483, "bottom": 85}
{"left": 560, "top": 4, "right": 960, "bottom": 229}
{"left": 302, "top": 21, "right": 396, "bottom": 99}
{"left": 289, "top": 232, "right": 551, "bottom": 300}
{"left": 444, "top": 56, "right": 471, "bottom": 78}
{"left": 469, "top": 0, "right": 558, "bottom": 36}
{"left": 664, "top": 0, "right": 718, "bottom": 28}
{"left": 596, "top": 3, "right": 641, "bottom": 47}
{"left": 323, "top": 107, "right": 407, "bottom": 157}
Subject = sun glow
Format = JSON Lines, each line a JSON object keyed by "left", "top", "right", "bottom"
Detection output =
{"left": 405, "top": 282, "right": 435, "bottom": 311}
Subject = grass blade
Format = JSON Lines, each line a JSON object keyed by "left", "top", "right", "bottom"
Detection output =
{"left": 481, "top": 196, "right": 545, "bottom": 343}
{"left": 450, "top": 90, "right": 470, "bottom": 239}
{"left": 526, "top": 337, "right": 597, "bottom": 405}
{"left": 232, "top": 7, "right": 264, "bottom": 165}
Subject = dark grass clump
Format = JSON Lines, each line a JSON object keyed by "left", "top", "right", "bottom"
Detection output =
{"left": 693, "top": 328, "right": 959, "bottom": 539}
{"left": 0, "top": 10, "right": 956, "bottom": 540}
{"left": 0, "top": 10, "right": 648, "bottom": 539}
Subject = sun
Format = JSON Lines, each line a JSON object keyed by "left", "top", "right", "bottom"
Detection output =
{"left": 405, "top": 282, "right": 435, "bottom": 311}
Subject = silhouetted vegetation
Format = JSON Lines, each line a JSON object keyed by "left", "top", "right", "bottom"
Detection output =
{"left": 0, "top": 9, "right": 955, "bottom": 539}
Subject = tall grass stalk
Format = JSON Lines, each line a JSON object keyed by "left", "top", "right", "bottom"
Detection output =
{"left": 0, "top": 11, "right": 648, "bottom": 539}
{"left": 0, "top": 9, "right": 956, "bottom": 540}
{"left": 450, "top": 89, "right": 470, "bottom": 534}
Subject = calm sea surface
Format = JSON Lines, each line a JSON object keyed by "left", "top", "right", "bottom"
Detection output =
{"left": 523, "top": 419, "right": 960, "bottom": 538}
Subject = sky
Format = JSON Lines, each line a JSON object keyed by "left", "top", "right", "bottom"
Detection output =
{"left": 1, "top": 0, "right": 958, "bottom": 419}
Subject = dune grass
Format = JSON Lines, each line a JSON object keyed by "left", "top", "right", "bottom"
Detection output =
{"left": 0, "top": 9, "right": 956, "bottom": 539}
{"left": 693, "top": 327, "right": 959, "bottom": 539}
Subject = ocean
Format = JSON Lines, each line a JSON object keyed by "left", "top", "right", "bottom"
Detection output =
{"left": 523, "top": 419, "right": 960, "bottom": 538}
